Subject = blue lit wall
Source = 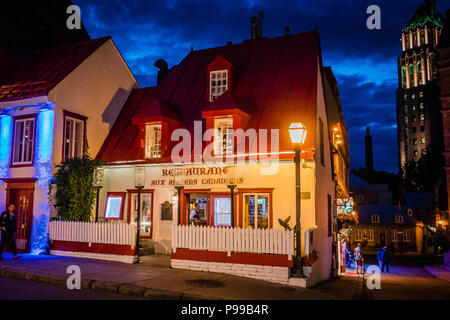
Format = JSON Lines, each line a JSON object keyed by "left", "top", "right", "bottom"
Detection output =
{"left": 0, "top": 115, "right": 13, "bottom": 179}
{"left": 31, "top": 108, "right": 55, "bottom": 254}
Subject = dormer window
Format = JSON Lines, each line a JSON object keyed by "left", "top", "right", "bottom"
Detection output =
{"left": 371, "top": 215, "right": 380, "bottom": 223}
{"left": 145, "top": 123, "right": 162, "bottom": 158}
{"left": 210, "top": 70, "right": 228, "bottom": 102}
{"left": 395, "top": 215, "right": 403, "bottom": 223}
{"left": 214, "top": 117, "right": 233, "bottom": 155}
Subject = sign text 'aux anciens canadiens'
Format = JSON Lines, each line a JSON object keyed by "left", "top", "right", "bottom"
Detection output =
{"left": 150, "top": 166, "right": 244, "bottom": 186}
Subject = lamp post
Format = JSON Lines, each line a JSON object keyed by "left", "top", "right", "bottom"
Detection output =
{"left": 134, "top": 166, "right": 145, "bottom": 264}
{"left": 93, "top": 168, "right": 104, "bottom": 223}
{"left": 174, "top": 167, "right": 184, "bottom": 225}
{"left": 226, "top": 165, "right": 238, "bottom": 227}
{"left": 289, "top": 122, "right": 307, "bottom": 277}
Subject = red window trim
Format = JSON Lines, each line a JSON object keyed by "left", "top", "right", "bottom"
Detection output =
{"left": 126, "top": 189, "right": 154, "bottom": 238}
{"left": 104, "top": 192, "right": 126, "bottom": 221}
{"left": 62, "top": 110, "right": 87, "bottom": 162}
{"left": 10, "top": 113, "right": 37, "bottom": 168}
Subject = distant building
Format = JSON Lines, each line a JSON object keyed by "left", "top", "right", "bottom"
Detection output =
{"left": 396, "top": 0, "right": 445, "bottom": 169}
{"left": 438, "top": 9, "right": 450, "bottom": 230}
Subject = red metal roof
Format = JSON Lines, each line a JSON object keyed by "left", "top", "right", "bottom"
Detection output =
{"left": 0, "top": 36, "right": 110, "bottom": 102}
{"left": 98, "top": 31, "right": 321, "bottom": 163}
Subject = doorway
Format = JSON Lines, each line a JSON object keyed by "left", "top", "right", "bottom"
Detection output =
{"left": 380, "top": 232, "right": 386, "bottom": 247}
{"left": 2, "top": 178, "right": 36, "bottom": 253}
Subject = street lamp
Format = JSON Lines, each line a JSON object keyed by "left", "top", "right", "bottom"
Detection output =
{"left": 134, "top": 166, "right": 145, "bottom": 264}
{"left": 289, "top": 122, "right": 307, "bottom": 277}
{"left": 226, "top": 165, "right": 238, "bottom": 227}
{"left": 93, "top": 168, "right": 104, "bottom": 223}
{"left": 174, "top": 167, "right": 184, "bottom": 225}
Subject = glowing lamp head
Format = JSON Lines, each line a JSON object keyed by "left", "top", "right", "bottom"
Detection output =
{"left": 289, "top": 122, "right": 307, "bottom": 145}
{"left": 438, "top": 220, "right": 443, "bottom": 225}
{"left": 93, "top": 168, "right": 104, "bottom": 187}
{"left": 134, "top": 166, "right": 145, "bottom": 188}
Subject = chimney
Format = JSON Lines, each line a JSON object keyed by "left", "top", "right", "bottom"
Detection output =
{"left": 257, "top": 11, "right": 264, "bottom": 38}
{"left": 154, "top": 59, "right": 169, "bottom": 85}
{"left": 251, "top": 16, "right": 258, "bottom": 40}
{"left": 285, "top": 26, "right": 290, "bottom": 35}
{"left": 365, "top": 127, "right": 374, "bottom": 172}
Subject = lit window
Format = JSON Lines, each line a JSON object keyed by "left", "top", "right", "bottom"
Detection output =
{"left": 413, "top": 116, "right": 417, "bottom": 122}
{"left": 368, "top": 229, "right": 374, "bottom": 241}
{"left": 411, "top": 94, "right": 415, "bottom": 99}
{"left": 395, "top": 215, "right": 404, "bottom": 223}
{"left": 210, "top": 70, "right": 228, "bottom": 102}
{"left": 403, "top": 94, "right": 407, "bottom": 101}
{"left": 420, "top": 114, "right": 425, "bottom": 121}
{"left": 12, "top": 117, "right": 35, "bottom": 165}
{"left": 145, "top": 123, "right": 162, "bottom": 158}
{"left": 403, "top": 229, "right": 410, "bottom": 241}
{"left": 412, "top": 105, "right": 416, "bottom": 111}
{"left": 421, "top": 137, "right": 426, "bottom": 144}
{"left": 214, "top": 197, "right": 232, "bottom": 227}
{"left": 371, "top": 215, "right": 380, "bottom": 223}
{"left": 420, "top": 103, "right": 424, "bottom": 109}
{"left": 64, "top": 116, "right": 84, "bottom": 160}
{"left": 405, "top": 116, "right": 408, "bottom": 124}
{"left": 391, "top": 229, "right": 398, "bottom": 241}
{"left": 243, "top": 193, "right": 269, "bottom": 229}
{"left": 214, "top": 118, "right": 233, "bottom": 155}
{"left": 419, "top": 91, "right": 423, "bottom": 98}
{"left": 413, "top": 138, "right": 418, "bottom": 145}
{"left": 414, "top": 150, "right": 418, "bottom": 157}
{"left": 355, "top": 229, "right": 362, "bottom": 241}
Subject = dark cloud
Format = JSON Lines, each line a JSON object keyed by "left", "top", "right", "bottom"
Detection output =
{"left": 73, "top": 0, "right": 448, "bottom": 173}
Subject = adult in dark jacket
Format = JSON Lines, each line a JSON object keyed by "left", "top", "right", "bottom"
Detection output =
{"left": 0, "top": 204, "right": 21, "bottom": 260}
{"left": 381, "top": 246, "right": 390, "bottom": 272}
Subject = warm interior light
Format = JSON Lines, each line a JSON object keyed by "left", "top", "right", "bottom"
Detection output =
{"left": 351, "top": 211, "right": 356, "bottom": 215}
{"left": 333, "top": 127, "right": 338, "bottom": 132}
{"left": 289, "top": 122, "right": 307, "bottom": 145}
{"left": 438, "top": 220, "right": 443, "bottom": 224}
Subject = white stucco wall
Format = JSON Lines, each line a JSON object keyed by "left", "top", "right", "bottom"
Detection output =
{"left": 307, "top": 62, "right": 335, "bottom": 286}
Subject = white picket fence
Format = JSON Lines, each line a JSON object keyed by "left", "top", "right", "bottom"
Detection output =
{"left": 172, "top": 225, "right": 294, "bottom": 259}
{"left": 48, "top": 221, "right": 136, "bottom": 247}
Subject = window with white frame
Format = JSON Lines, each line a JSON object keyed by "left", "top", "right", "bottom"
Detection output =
{"left": 395, "top": 215, "right": 404, "bottom": 223}
{"left": 368, "top": 229, "right": 374, "bottom": 241}
{"left": 145, "top": 123, "right": 162, "bottom": 158}
{"left": 403, "top": 229, "right": 410, "bottom": 241}
{"left": 391, "top": 229, "right": 398, "bottom": 241}
{"left": 12, "top": 118, "right": 35, "bottom": 165}
{"left": 371, "top": 215, "right": 380, "bottom": 223}
{"left": 214, "top": 118, "right": 233, "bottom": 155}
{"left": 64, "top": 116, "right": 84, "bottom": 159}
{"left": 210, "top": 70, "right": 228, "bottom": 102}
{"left": 355, "top": 229, "right": 362, "bottom": 241}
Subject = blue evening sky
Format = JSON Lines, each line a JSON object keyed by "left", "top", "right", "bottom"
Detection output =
{"left": 73, "top": 0, "right": 448, "bottom": 173}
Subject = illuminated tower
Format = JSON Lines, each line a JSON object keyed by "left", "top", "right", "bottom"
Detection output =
{"left": 396, "top": 0, "right": 445, "bottom": 172}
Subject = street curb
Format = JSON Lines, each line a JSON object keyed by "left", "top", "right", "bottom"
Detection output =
{"left": 0, "top": 267, "right": 223, "bottom": 300}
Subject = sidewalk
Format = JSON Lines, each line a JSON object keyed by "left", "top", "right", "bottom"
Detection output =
{"left": 424, "top": 265, "right": 450, "bottom": 282}
{"left": 0, "top": 253, "right": 353, "bottom": 300}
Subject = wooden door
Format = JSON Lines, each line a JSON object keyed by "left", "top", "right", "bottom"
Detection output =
{"left": 9, "top": 189, "right": 34, "bottom": 252}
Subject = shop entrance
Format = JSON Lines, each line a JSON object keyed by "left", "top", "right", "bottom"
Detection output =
{"left": 2, "top": 178, "right": 36, "bottom": 253}
{"left": 185, "top": 193, "right": 208, "bottom": 226}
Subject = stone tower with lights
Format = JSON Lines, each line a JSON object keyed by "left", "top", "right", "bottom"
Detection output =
{"left": 396, "top": 0, "right": 445, "bottom": 172}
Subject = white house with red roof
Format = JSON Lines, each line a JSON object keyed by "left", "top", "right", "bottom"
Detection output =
{"left": 0, "top": 37, "right": 138, "bottom": 253}
{"left": 95, "top": 28, "right": 348, "bottom": 287}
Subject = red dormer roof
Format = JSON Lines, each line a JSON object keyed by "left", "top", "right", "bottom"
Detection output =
{"left": 98, "top": 30, "right": 321, "bottom": 163}
{"left": 0, "top": 36, "right": 111, "bottom": 102}
{"left": 131, "top": 98, "right": 180, "bottom": 125}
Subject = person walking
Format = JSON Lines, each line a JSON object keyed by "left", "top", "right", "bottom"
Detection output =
{"left": 354, "top": 242, "right": 364, "bottom": 274}
{"left": 376, "top": 247, "right": 383, "bottom": 270}
{"left": 0, "top": 204, "right": 21, "bottom": 260}
{"left": 381, "top": 246, "right": 390, "bottom": 272}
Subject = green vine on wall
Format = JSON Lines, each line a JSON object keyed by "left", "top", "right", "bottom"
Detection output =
{"left": 48, "top": 143, "right": 104, "bottom": 221}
